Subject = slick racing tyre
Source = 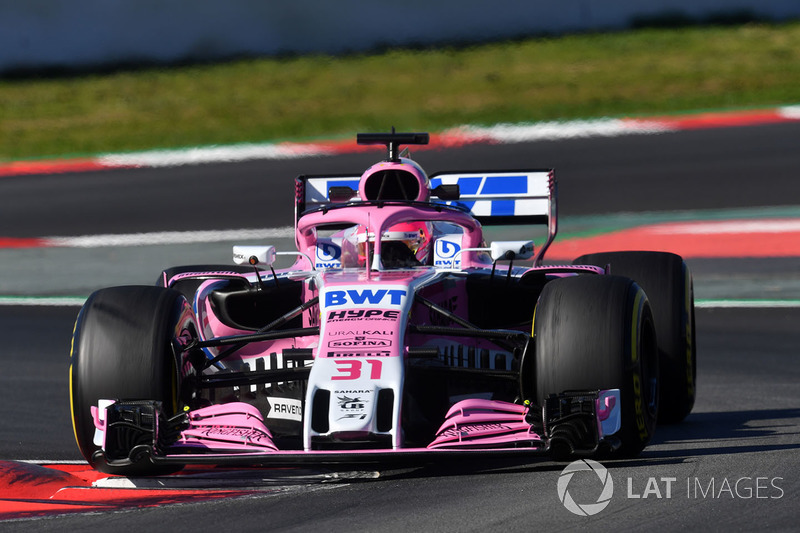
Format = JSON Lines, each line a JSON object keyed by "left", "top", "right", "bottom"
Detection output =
{"left": 70, "top": 286, "right": 196, "bottom": 475}
{"left": 534, "top": 275, "right": 658, "bottom": 457}
{"left": 574, "top": 251, "right": 696, "bottom": 423}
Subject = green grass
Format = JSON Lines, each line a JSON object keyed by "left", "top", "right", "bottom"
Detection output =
{"left": 3, "top": 22, "right": 800, "bottom": 161}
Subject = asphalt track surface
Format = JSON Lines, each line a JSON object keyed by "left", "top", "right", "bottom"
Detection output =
{"left": 1, "top": 306, "right": 798, "bottom": 531}
{"left": 1, "top": 123, "right": 800, "bottom": 529}
{"left": 2, "top": 121, "right": 800, "bottom": 237}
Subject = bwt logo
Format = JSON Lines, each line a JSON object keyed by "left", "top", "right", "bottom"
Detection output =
{"left": 316, "top": 242, "right": 342, "bottom": 268}
{"left": 316, "top": 242, "right": 341, "bottom": 261}
{"left": 325, "top": 289, "right": 407, "bottom": 307}
{"left": 435, "top": 240, "right": 460, "bottom": 259}
{"left": 434, "top": 239, "right": 461, "bottom": 267}
{"left": 327, "top": 310, "right": 400, "bottom": 321}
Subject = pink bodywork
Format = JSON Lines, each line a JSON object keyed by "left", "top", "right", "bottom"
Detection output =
{"left": 428, "top": 399, "right": 541, "bottom": 448}
{"left": 174, "top": 403, "right": 278, "bottom": 452}
{"left": 94, "top": 155, "right": 621, "bottom": 460}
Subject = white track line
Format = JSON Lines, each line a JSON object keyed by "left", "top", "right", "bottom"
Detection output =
{"left": 451, "top": 118, "right": 672, "bottom": 143}
{"left": 99, "top": 144, "right": 332, "bottom": 167}
{"left": 778, "top": 105, "right": 800, "bottom": 119}
{"left": 101, "top": 119, "right": 672, "bottom": 168}
{"left": 694, "top": 299, "right": 800, "bottom": 308}
{"left": 2, "top": 106, "right": 799, "bottom": 175}
{"left": 0, "top": 296, "right": 87, "bottom": 306}
{"left": 649, "top": 219, "right": 800, "bottom": 234}
{"left": 44, "top": 227, "right": 295, "bottom": 247}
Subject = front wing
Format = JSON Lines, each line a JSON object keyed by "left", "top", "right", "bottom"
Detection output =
{"left": 89, "top": 390, "right": 621, "bottom": 471}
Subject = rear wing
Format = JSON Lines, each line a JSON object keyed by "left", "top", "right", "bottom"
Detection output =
{"left": 294, "top": 169, "right": 558, "bottom": 264}
{"left": 428, "top": 170, "right": 555, "bottom": 226}
{"left": 429, "top": 170, "right": 558, "bottom": 263}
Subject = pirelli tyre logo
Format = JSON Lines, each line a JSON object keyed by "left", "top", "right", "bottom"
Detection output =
{"left": 327, "top": 351, "right": 391, "bottom": 357}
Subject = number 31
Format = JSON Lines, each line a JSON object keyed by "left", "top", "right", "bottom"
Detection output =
{"left": 331, "top": 359, "right": 383, "bottom": 380}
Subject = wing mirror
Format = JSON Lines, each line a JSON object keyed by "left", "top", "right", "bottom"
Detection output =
{"left": 233, "top": 245, "right": 276, "bottom": 266}
{"left": 489, "top": 241, "right": 535, "bottom": 261}
{"left": 431, "top": 184, "right": 460, "bottom": 200}
{"left": 328, "top": 186, "right": 358, "bottom": 203}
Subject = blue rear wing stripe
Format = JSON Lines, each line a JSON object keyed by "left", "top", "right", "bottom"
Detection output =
{"left": 481, "top": 175, "right": 528, "bottom": 194}
{"left": 430, "top": 170, "right": 555, "bottom": 226}
{"left": 491, "top": 199, "right": 516, "bottom": 216}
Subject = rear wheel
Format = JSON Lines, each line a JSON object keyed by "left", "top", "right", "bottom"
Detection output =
{"left": 574, "top": 251, "right": 696, "bottom": 423}
{"left": 534, "top": 275, "right": 658, "bottom": 457}
{"left": 70, "top": 286, "right": 196, "bottom": 475}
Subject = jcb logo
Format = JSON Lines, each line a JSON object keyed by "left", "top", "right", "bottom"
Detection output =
{"left": 325, "top": 288, "right": 406, "bottom": 307}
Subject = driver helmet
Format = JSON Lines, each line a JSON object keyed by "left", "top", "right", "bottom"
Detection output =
{"left": 356, "top": 221, "right": 432, "bottom": 267}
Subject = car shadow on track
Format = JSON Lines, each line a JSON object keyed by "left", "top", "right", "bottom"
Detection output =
{"left": 352, "top": 407, "right": 800, "bottom": 481}
{"left": 639, "top": 407, "right": 800, "bottom": 460}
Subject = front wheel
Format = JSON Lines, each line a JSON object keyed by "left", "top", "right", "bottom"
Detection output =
{"left": 534, "top": 275, "right": 659, "bottom": 457}
{"left": 70, "top": 286, "right": 196, "bottom": 475}
{"left": 574, "top": 251, "right": 696, "bottom": 423}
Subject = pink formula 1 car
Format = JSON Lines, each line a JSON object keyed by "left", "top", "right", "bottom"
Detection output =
{"left": 69, "top": 132, "right": 696, "bottom": 475}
